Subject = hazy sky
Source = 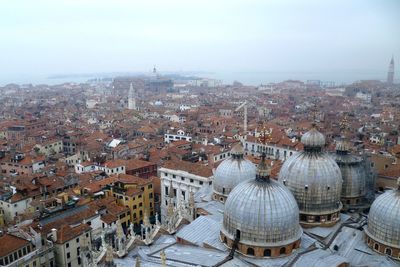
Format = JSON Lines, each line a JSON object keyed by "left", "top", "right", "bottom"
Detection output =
{"left": 1, "top": 0, "right": 399, "bottom": 79}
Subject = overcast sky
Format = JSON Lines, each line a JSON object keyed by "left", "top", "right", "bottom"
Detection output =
{"left": 1, "top": 0, "right": 399, "bottom": 79}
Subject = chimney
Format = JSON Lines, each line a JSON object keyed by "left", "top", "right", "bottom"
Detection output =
{"left": 51, "top": 228, "right": 57, "bottom": 242}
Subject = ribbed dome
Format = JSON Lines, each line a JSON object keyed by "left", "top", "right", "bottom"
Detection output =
{"left": 231, "top": 143, "right": 245, "bottom": 156}
{"left": 333, "top": 149, "right": 366, "bottom": 200}
{"left": 213, "top": 144, "right": 256, "bottom": 198}
{"left": 301, "top": 127, "right": 326, "bottom": 149}
{"left": 279, "top": 128, "right": 343, "bottom": 225}
{"left": 366, "top": 184, "right": 400, "bottom": 249}
{"left": 222, "top": 159, "right": 302, "bottom": 248}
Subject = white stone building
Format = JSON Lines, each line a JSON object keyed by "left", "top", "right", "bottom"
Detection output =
{"left": 159, "top": 161, "right": 213, "bottom": 222}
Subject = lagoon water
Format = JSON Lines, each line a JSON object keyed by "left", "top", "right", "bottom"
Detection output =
{"left": 0, "top": 70, "right": 391, "bottom": 87}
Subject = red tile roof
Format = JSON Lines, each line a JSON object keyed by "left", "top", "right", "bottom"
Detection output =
{"left": 0, "top": 234, "right": 30, "bottom": 257}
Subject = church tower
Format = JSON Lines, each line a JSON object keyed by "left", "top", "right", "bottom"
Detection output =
{"left": 387, "top": 56, "right": 394, "bottom": 85}
{"left": 128, "top": 83, "right": 137, "bottom": 110}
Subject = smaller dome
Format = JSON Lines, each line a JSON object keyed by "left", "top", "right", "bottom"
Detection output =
{"left": 213, "top": 143, "right": 256, "bottom": 200}
{"left": 301, "top": 127, "right": 326, "bottom": 149}
{"left": 231, "top": 143, "right": 245, "bottom": 157}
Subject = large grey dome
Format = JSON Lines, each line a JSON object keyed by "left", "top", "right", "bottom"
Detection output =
{"left": 278, "top": 127, "right": 343, "bottom": 227}
{"left": 213, "top": 143, "right": 256, "bottom": 201}
{"left": 222, "top": 179, "right": 302, "bottom": 247}
{"left": 365, "top": 182, "right": 400, "bottom": 255}
{"left": 221, "top": 158, "right": 302, "bottom": 257}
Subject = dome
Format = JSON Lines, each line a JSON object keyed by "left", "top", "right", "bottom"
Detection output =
{"left": 221, "top": 157, "right": 302, "bottom": 258}
{"left": 333, "top": 141, "right": 366, "bottom": 208}
{"left": 365, "top": 180, "right": 400, "bottom": 258}
{"left": 278, "top": 127, "right": 343, "bottom": 227}
{"left": 301, "top": 127, "right": 326, "bottom": 149}
{"left": 213, "top": 143, "right": 256, "bottom": 202}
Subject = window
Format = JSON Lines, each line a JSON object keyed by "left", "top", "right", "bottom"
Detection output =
{"left": 76, "top": 238, "right": 79, "bottom": 243}
{"left": 181, "top": 177, "right": 184, "bottom": 181}
{"left": 68, "top": 263, "right": 71, "bottom": 267}
{"left": 149, "top": 193, "right": 153, "bottom": 198}
{"left": 66, "top": 243, "right": 69, "bottom": 248}
{"left": 247, "top": 248, "right": 254, "bottom": 256}
{"left": 385, "top": 248, "right": 392, "bottom": 256}
{"left": 148, "top": 184, "right": 152, "bottom": 189}
{"left": 199, "top": 181, "right": 203, "bottom": 185}
{"left": 67, "top": 252, "right": 71, "bottom": 259}
{"left": 280, "top": 247, "right": 286, "bottom": 255}
{"left": 236, "top": 229, "right": 241, "bottom": 239}
{"left": 78, "top": 257, "right": 81, "bottom": 265}
{"left": 173, "top": 175, "right": 176, "bottom": 178}
{"left": 190, "top": 179, "right": 194, "bottom": 183}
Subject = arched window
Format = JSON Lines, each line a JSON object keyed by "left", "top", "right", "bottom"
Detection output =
{"left": 223, "top": 237, "right": 227, "bottom": 244}
{"left": 264, "top": 249, "right": 271, "bottom": 257}
{"left": 374, "top": 243, "right": 379, "bottom": 251}
{"left": 247, "top": 248, "right": 254, "bottom": 256}
{"left": 235, "top": 230, "right": 241, "bottom": 240}
{"left": 385, "top": 248, "right": 392, "bottom": 256}
{"left": 280, "top": 247, "right": 286, "bottom": 255}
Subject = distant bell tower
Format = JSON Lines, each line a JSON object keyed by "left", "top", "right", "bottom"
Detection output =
{"left": 152, "top": 65, "right": 159, "bottom": 78}
{"left": 387, "top": 56, "right": 394, "bottom": 85}
{"left": 128, "top": 83, "right": 136, "bottom": 110}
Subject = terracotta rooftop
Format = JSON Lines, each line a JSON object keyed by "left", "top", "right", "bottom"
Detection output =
{"left": 116, "top": 174, "right": 152, "bottom": 185}
{"left": 56, "top": 224, "right": 91, "bottom": 244}
{"left": 162, "top": 160, "right": 213, "bottom": 178}
{"left": 124, "top": 159, "right": 156, "bottom": 170}
{"left": 103, "top": 159, "right": 126, "bottom": 169}
{"left": 0, "top": 234, "right": 30, "bottom": 257}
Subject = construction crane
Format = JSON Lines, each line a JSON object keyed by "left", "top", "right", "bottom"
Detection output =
{"left": 235, "top": 101, "right": 247, "bottom": 133}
